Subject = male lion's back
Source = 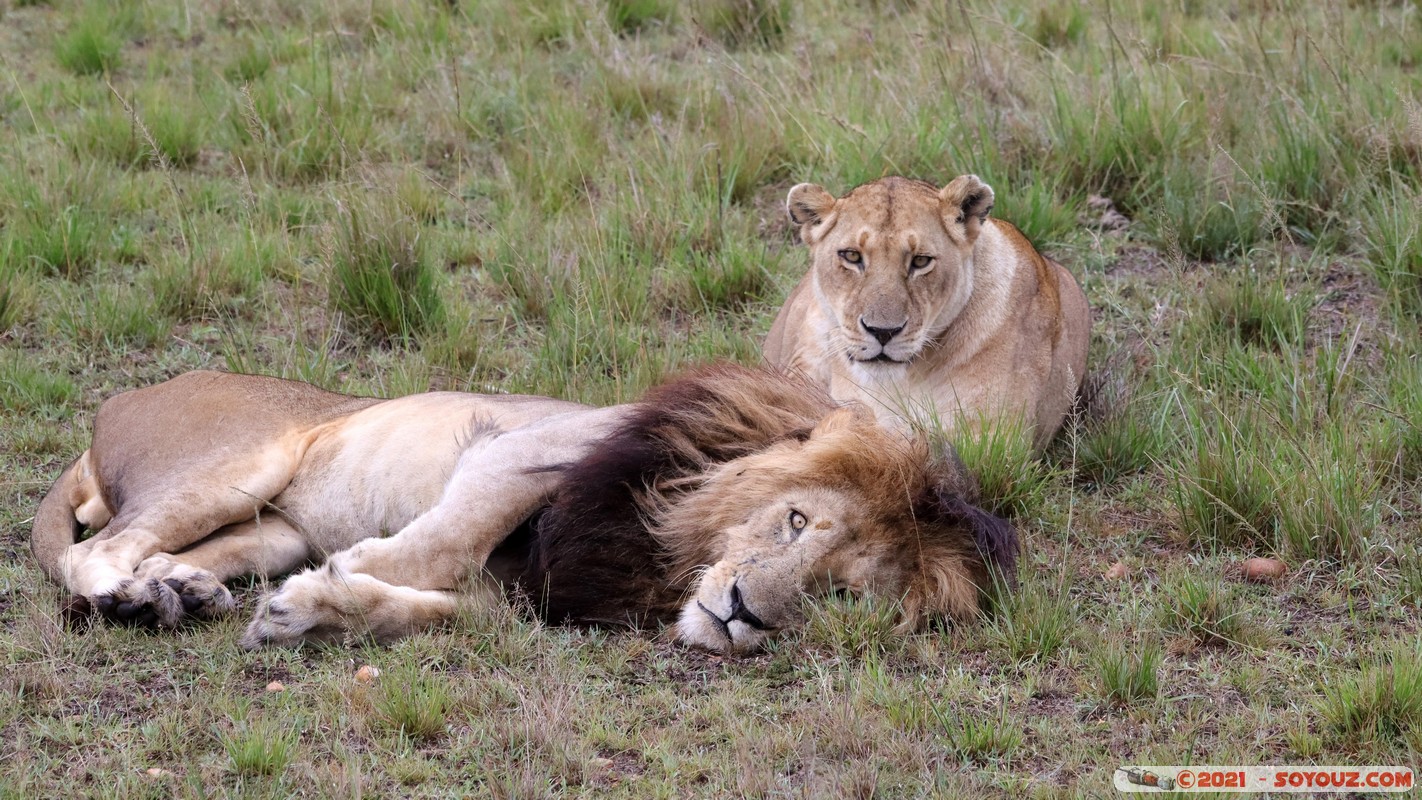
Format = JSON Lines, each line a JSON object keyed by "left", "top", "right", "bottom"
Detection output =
{"left": 89, "top": 371, "right": 379, "bottom": 512}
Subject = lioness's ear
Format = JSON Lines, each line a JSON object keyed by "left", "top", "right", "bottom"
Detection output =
{"left": 939, "top": 174, "right": 995, "bottom": 242}
{"left": 787, "top": 183, "right": 837, "bottom": 242}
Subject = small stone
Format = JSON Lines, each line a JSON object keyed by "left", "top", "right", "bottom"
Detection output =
{"left": 145, "top": 768, "right": 173, "bottom": 779}
{"left": 1242, "top": 557, "right": 1287, "bottom": 583}
{"left": 1104, "top": 562, "right": 1129, "bottom": 580}
{"left": 265, "top": 681, "right": 285, "bottom": 693}
{"left": 354, "top": 665, "right": 380, "bottom": 683}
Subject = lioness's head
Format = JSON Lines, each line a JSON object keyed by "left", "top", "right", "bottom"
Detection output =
{"left": 669, "top": 406, "right": 1016, "bottom": 654}
{"left": 787, "top": 175, "right": 995, "bottom": 367}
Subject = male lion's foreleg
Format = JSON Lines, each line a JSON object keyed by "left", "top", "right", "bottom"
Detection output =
{"left": 324, "top": 421, "right": 605, "bottom": 590}
{"left": 133, "top": 516, "right": 310, "bottom": 622}
{"left": 241, "top": 566, "right": 462, "bottom": 648}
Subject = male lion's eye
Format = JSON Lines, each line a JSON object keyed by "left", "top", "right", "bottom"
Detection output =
{"left": 838, "top": 249, "right": 862, "bottom": 266}
{"left": 788, "top": 510, "right": 808, "bottom": 532}
{"left": 910, "top": 254, "right": 934, "bottom": 271}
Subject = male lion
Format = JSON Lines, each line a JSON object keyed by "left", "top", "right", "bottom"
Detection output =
{"left": 32, "top": 365, "right": 1015, "bottom": 653}
{"left": 764, "top": 175, "right": 1090, "bottom": 449}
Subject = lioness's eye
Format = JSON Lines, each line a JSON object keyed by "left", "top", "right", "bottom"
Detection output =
{"left": 838, "top": 249, "right": 862, "bottom": 265}
{"left": 910, "top": 254, "right": 934, "bottom": 271}
{"left": 788, "top": 510, "right": 807, "bottom": 531}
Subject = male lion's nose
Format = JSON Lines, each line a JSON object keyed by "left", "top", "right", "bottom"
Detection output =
{"left": 859, "top": 317, "right": 905, "bottom": 346}
{"left": 726, "top": 580, "right": 768, "bottom": 631}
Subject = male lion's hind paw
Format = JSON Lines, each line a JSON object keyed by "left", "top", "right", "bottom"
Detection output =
{"left": 91, "top": 578, "right": 185, "bottom": 629}
{"left": 161, "top": 575, "right": 235, "bottom": 620}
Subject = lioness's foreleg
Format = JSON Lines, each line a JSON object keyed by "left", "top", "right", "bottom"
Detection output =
{"left": 133, "top": 515, "right": 310, "bottom": 621}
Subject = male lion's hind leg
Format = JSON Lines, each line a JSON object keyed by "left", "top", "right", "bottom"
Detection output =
{"left": 63, "top": 447, "right": 306, "bottom": 629}
{"left": 131, "top": 516, "right": 310, "bottom": 624}
{"left": 241, "top": 566, "right": 461, "bottom": 649}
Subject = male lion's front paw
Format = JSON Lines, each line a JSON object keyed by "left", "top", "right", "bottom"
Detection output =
{"left": 241, "top": 569, "right": 347, "bottom": 649}
{"left": 90, "top": 578, "right": 185, "bottom": 629}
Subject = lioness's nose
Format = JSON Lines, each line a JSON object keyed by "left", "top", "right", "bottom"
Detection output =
{"left": 860, "top": 317, "right": 905, "bottom": 345}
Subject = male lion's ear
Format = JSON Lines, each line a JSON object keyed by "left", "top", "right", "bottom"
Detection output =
{"left": 808, "top": 404, "right": 872, "bottom": 439}
{"left": 939, "top": 174, "right": 995, "bottom": 242}
{"left": 786, "top": 183, "right": 837, "bottom": 241}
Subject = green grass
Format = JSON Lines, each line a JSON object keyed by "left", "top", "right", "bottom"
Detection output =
{"left": 1161, "top": 573, "right": 1245, "bottom": 647}
{"left": 952, "top": 418, "right": 1052, "bottom": 519}
{"left": 1, "top": 0, "right": 1420, "bottom": 795}
{"left": 329, "top": 197, "right": 445, "bottom": 342}
{"left": 986, "top": 579, "right": 1076, "bottom": 665}
{"left": 1319, "top": 643, "right": 1422, "bottom": 749}
{"left": 53, "top": 6, "right": 124, "bottom": 76}
{"left": 372, "top": 664, "right": 454, "bottom": 742}
{"left": 1097, "top": 641, "right": 1160, "bottom": 705}
{"left": 216, "top": 706, "right": 302, "bottom": 777}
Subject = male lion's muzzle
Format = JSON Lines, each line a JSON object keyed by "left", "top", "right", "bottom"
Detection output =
{"left": 695, "top": 579, "right": 768, "bottom": 644}
{"left": 681, "top": 576, "right": 780, "bottom": 654}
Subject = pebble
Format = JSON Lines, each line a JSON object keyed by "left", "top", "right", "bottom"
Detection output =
{"left": 265, "top": 681, "right": 285, "bottom": 693}
{"left": 1242, "top": 557, "right": 1287, "bottom": 582}
{"left": 354, "top": 665, "right": 381, "bottom": 683}
{"left": 145, "top": 768, "right": 173, "bottom": 779}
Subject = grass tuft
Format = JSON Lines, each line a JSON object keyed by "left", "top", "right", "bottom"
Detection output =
{"left": 607, "top": 0, "right": 677, "bottom": 34}
{"left": 800, "top": 592, "right": 904, "bottom": 658}
{"left": 1319, "top": 642, "right": 1422, "bottom": 748}
{"left": 933, "top": 703, "right": 1023, "bottom": 762}
{"left": 54, "top": 11, "right": 123, "bottom": 75}
{"left": 693, "top": 0, "right": 791, "bottom": 49}
{"left": 1173, "top": 412, "right": 1276, "bottom": 552}
{"left": 216, "top": 710, "right": 300, "bottom": 777}
{"left": 329, "top": 198, "right": 444, "bottom": 342}
{"left": 953, "top": 419, "right": 1051, "bottom": 518}
{"left": 0, "top": 354, "right": 77, "bottom": 414}
{"left": 1200, "top": 274, "right": 1308, "bottom": 352}
{"left": 986, "top": 580, "right": 1076, "bottom": 664}
{"left": 1161, "top": 573, "right": 1243, "bottom": 646}
{"left": 373, "top": 665, "right": 454, "bottom": 741}
{"left": 1097, "top": 641, "right": 1160, "bottom": 705}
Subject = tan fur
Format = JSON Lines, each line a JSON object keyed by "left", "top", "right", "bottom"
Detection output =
{"left": 32, "top": 367, "right": 1005, "bottom": 654}
{"left": 765, "top": 175, "right": 1091, "bottom": 449}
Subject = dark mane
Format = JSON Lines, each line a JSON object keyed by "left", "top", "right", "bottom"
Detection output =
{"left": 504, "top": 362, "right": 1020, "bottom": 631}
{"left": 514, "top": 364, "right": 836, "bottom": 627}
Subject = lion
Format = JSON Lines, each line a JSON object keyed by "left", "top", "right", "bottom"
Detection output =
{"left": 31, "top": 364, "right": 1016, "bottom": 653}
{"left": 764, "top": 175, "right": 1091, "bottom": 450}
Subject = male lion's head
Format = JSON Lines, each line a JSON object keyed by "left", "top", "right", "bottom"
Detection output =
{"left": 787, "top": 175, "right": 995, "bottom": 368}
{"left": 522, "top": 365, "right": 1015, "bottom": 655}
{"left": 664, "top": 406, "right": 1016, "bottom": 654}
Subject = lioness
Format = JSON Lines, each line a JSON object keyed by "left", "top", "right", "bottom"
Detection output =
{"left": 33, "top": 365, "right": 1015, "bottom": 653}
{"left": 764, "top": 175, "right": 1090, "bottom": 449}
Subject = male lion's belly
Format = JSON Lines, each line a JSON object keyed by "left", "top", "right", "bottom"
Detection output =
{"left": 271, "top": 393, "right": 516, "bottom": 556}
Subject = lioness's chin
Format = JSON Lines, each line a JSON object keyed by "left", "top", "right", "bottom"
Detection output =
{"left": 675, "top": 603, "right": 770, "bottom": 655}
{"left": 852, "top": 354, "right": 908, "bottom": 365}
